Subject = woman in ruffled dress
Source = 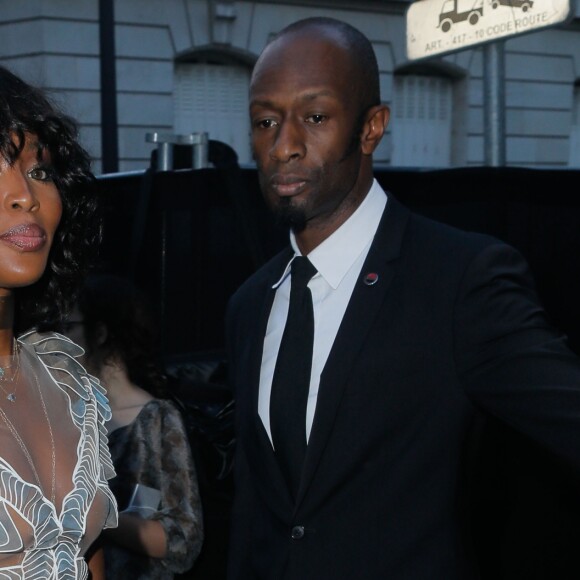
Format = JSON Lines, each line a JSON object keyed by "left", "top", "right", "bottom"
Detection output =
{"left": 0, "top": 65, "right": 117, "bottom": 578}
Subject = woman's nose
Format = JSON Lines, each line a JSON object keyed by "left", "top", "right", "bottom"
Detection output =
{"left": 1, "top": 166, "right": 38, "bottom": 213}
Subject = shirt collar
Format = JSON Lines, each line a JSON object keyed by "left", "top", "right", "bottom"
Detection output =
{"left": 272, "top": 179, "right": 387, "bottom": 289}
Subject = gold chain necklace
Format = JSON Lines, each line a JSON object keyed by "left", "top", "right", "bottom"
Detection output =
{"left": 0, "top": 339, "right": 22, "bottom": 402}
{"left": 0, "top": 361, "right": 56, "bottom": 505}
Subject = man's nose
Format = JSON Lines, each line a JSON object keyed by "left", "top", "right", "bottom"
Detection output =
{"left": 270, "top": 120, "right": 306, "bottom": 163}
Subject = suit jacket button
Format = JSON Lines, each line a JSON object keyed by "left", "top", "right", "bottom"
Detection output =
{"left": 291, "top": 525, "right": 305, "bottom": 540}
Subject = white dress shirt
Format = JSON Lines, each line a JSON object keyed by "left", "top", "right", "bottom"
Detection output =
{"left": 258, "top": 179, "right": 388, "bottom": 444}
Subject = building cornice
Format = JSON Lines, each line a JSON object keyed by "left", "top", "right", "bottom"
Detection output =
{"left": 247, "top": 0, "right": 412, "bottom": 16}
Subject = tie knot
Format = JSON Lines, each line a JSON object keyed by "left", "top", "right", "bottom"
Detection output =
{"left": 291, "top": 256, "right": 317, "bottom": 289}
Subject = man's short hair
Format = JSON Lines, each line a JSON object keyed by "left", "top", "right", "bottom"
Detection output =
{"left": 270, "top": 17, "right": 381, "bottom": 111}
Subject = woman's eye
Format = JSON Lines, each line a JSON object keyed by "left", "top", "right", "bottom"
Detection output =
{"left": 28, "top": 166, "right": 53, "bottom": 181}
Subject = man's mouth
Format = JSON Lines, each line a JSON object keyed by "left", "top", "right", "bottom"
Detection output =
{"left": 270, "top": 175, "right": 308, "bottom": 197}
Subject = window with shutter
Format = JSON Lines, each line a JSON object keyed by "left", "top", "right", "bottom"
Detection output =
{"left": 174, "top": 63, "right": 252, "bottom": 164}
{"left": 391, "top": 74, "right": 452, "bottom": 167}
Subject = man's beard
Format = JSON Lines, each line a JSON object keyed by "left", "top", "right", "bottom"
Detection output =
{"left": 272, "top": 197, "right": 308, "bottom": 232}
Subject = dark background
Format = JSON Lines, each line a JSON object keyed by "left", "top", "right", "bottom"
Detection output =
{"left": 96, "top": 166, "right": 580, "bottom": 358}
{"left": 96, "top": 165, "right": 580, "bottom": 579}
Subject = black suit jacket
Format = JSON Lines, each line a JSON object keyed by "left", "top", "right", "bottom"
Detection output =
{"left": 226, "top": 194, "right": 580, "bottom": 579}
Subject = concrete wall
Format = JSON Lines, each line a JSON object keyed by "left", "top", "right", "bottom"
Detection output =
{"left": 0, "top": 0, "right": 578, "bottom": 173}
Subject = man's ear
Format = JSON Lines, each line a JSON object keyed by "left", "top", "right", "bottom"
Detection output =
{"left": 360, "top": 104, "right": 390, "bottom": 155}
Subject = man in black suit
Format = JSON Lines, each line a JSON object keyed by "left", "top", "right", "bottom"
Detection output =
{"left": 226, "top": 17, "right": 580, "bottom": 579}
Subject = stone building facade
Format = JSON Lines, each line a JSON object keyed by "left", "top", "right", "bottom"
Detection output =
{"left": 1, "top": 0, "right": 579, "bottom": 173}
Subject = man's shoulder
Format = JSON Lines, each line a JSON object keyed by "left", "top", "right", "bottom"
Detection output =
{"left": 382, "top": 193, "right": 507, "bottom": 262}
{"left": 396, "top": 199, "right": 505, "bottom": 255}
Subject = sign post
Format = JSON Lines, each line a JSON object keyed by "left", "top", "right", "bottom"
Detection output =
{"left": 484, "top": 41, "right": 506, "bottom": 166}
{"left": 406, "top": 0, "right": 572, "bottom": 165}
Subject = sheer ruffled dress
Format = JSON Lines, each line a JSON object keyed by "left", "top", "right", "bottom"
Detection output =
{"left": 0, "top": 332, "right": 118, "bottom": 579}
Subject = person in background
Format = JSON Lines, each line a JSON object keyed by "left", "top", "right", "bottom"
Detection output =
{"left": 66, "top": 273, "right": 203, "bottom": 579}
{"left": 0, "top": 65, "right": 117, "bottom": 578}
{"left": 226, "top": 16, "right": 580, "bottom": 579}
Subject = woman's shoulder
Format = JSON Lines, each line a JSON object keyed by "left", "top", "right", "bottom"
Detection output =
{"left": 18, "top": 330, "right": 116, "bottom": 481}
{"left": 136, "top": 398, "right": 183, "bottom": 425}
{"left": 18, "top": 329, "right": 111, "bottom": 420}
{"left": 18, "top": 329, "right": 85, "bottom": 359}
{"left": 126, "top": 399, "right": 189, "bottom": 448}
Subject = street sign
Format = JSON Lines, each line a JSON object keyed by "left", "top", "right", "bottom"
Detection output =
{"left": 406, "top": 0, "right": 572, "bottom": 60}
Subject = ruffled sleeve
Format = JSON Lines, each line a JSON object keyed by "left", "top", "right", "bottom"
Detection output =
{"left": 18, "top": 331, "right": 118, "bottom": 523}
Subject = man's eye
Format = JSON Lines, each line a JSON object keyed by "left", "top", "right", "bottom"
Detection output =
{"left": 28, "top": 166, "right": 53, "bottom": 181}
{"left": 255, "top": 119, "right": 278, "bottom": 129}
{"left": 306, "top": 115, "right": 326, "bottom": 124}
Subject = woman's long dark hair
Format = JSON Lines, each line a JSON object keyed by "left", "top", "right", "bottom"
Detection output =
{"left": 0, "top": 65, "right": 100, "bottom": 333}
{"left": 78, "top": 274, "right": 167, "bottom": 398}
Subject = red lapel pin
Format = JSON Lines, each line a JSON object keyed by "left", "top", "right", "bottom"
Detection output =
{"left": 363, "top": 272, "right": 379, "bottom": 286}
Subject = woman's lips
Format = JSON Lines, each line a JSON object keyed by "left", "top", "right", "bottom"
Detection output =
{"left": 0, "top": 223, "right": 47, "bottom": 251}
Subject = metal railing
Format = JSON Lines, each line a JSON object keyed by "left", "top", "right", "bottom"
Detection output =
{"left": 145, "top": 132, "right": 210, "bottom": 171}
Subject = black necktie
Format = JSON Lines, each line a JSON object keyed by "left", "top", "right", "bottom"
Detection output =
{"left": 270, "top": 256, "right": 317, "bottom": 497}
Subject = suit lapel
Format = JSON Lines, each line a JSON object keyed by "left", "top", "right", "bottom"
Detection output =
{"left": 243, "top": 248, "right": 296, "bottom": 508}
{"left": 296, "top": 196, "right": 410, "bottom": 505}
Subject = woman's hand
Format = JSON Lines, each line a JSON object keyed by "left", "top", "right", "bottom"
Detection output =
{"left": 103, "top": 512, "right": 167, "bottom": 558}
